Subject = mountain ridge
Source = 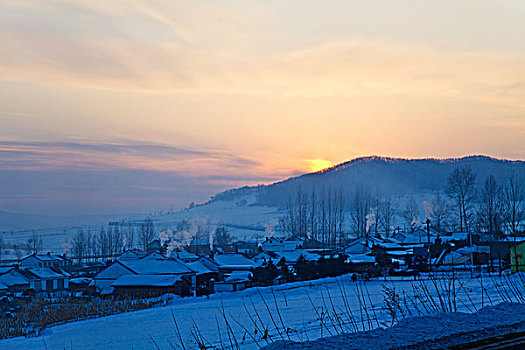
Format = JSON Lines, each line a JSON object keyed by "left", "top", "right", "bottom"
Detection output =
{"left": 211, "top": 155, "right": 525, "bottom": 207}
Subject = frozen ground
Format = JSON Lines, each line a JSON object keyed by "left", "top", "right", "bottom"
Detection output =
{"left": 2, "top": 271, "right": 525, "bottom": 350}
{"left": 263, "top": 302, "right": 525, "bottom": 350}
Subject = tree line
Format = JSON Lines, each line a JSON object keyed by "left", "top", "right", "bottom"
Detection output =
{"left": 278, "top": 168, "right": 525, "bottom": 245}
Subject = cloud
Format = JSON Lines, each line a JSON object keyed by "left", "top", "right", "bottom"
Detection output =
{"left": 0, "top": 140, "right": 260, "bottom": 174}
{"left": 1, "top": 0, "right": 523, "bottom": 114}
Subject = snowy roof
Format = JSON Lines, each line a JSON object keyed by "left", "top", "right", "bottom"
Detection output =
{"left": 140, "top": 251, "right": 167, "bottom": 260}
{"left": 112, "top": 274, "right": 182, "bottom": 287}
{"left": 0, "top": 272, "right": 29, "bottom": 287}
{"left": 213, "top": 254, "right": 255, "bottom": 269}
{"left": 118, "top": 250, "right": 143, "bottom": 261}
{"left": 273, "top": 250, "right": 319, "bottom": 263}
{"left": 0, "top": 266, "right": 15, "bottom": 275}
{"left": 188, "top": 259, "right": 218, "bottom": 275}
{"left": 225, "top": 271, "right": 252, "bottom": 283}
{"left": 440, "top": 232, "right": 470, "bottom": 242}
{"left": 22, "top": 254, "right": 66, "bottom": 262}
{"left": 261, "top": 238, "right": 302, "bottom": 252}
{"left": 386, "top": 250, "right": 412, "bottom": 257}
{"left": 344, "top": 242, "right": 372, "bottom": 255}
{"left": 69, "top": 277, "right": 92, "bottom": 285}
{"left": 172, "top": 250, "right": 199, "bottom": 261}
{"left": 121, "top": 258, "right": 194, "bottom": 275}
{"left": 26, "top": 268, "right": 66, "bottom": 279}
{"left": 346, "top": 254, "right": 376, "bottom": 264}
{"left": 89, "top": 279, "right": 115, "bottom": 292}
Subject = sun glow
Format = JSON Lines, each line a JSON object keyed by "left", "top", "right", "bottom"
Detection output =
{"left": 309, "top": 159, "right": 333, "bottom": 172}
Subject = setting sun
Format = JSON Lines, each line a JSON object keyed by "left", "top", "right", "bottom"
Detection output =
{"left": 309, "top": 159, "right": 333, "bottom": 172}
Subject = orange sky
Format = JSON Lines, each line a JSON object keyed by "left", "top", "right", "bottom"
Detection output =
{"left": 1, "top": 0, "right": 525, "bottom": 214}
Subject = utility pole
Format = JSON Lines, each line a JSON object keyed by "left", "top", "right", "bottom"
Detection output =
{"left": 426, "top": 218, "right": 431, "bottom": 272}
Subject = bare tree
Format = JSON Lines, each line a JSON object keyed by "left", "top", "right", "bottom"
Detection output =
{"left": 97, "top": 227, "right": 109, "bottom": 257}
{"left": 403, "top": 196, "right": 419, "bottom": 232}
{"left": 124, "top": 226, "right": 136, "bottom": 250}
{"left": 138, "top": 218, "right": 156, "bottom": 252}
{"left": 14, "top": 244, "right": 23, "bottom": 262}
{"left": 27, "top": 230, "right": 43, "bottom": 255}
{"left": 351, "top": 185, "right": 371, "bottom": 237}
{"left": 477, "top": 175, "right": 504, "bottom": 238}
{"left": 503, "top": 172, "right": 525, "bottom": 235}
{"left": 379, "top": 197, "right": 395, "bottom": 237}
{"left": 72, "top": 228, "right": 87, "bottom": 264}
{"left": 430, "top": 192, "right": 451, "bottom": 232}
{"left": 446, "top": 166, "right": 477, "bottom": 232}
{"left": 214, "top": 227, "right": 232, "bottom": 248}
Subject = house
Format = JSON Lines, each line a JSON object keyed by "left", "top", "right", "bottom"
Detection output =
{"left": 252, "top": 251, "right": 279, "bottom": 267}
{"left": 344, "top": 238, "right": 373, "bottom": 255}
{"left": 111, "top": 274, "right": 190, "bottom": 298}
{"left": 19, "top": 253, "right": 71, "bottom": 270}
{"left": 69, "top": 277, "right": 93, "bottom": 293}
{"left": 260, "top": 238, "right": 302, "bottom": 252}
{"left": 19, "top": 267, "right": 69, "bottom": 292}
{"left": 117, "top": 250, "right": 143, "bottom": 261}
{"left": 214, "top": 271, "right": 252, "bottom": 292}
{"left": 392, "top": 228, "right": 440, "bottom": 245}
{"left": 171, "top": 250, "right": 199, "bottom": 263}
{"left": 146, "top": 239, "right": 163, "bottom": 254}
{"left": 272, "top": 250, "right": 319, "bottom": 266}
{"left": 0, "top": 270, "right": 30, "bottom": 293}
{"left": 213, "top": 253, "right": 255, "bottom": 280}
{"left": 92, "top": 256, "right": 196, "bottom": 297}
{"left": 187, "top": 257, "right": 219, "bottom": 295}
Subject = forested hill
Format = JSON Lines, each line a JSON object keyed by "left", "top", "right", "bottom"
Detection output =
{"left": 212, "top": 156, "right": 525, "bottom": 207}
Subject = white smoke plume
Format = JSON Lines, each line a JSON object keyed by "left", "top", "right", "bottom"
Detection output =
{"left": 62, "top": 242, "right": 72, "bottom": 255}
{"left": 366, "top": 210, "right": 376, "bottom": 233}
{"left": 422, "top": 200, "right": 433, "bottom": 220}
{"left": 159, "top": 218, "right": 209, "bottom": 257}
{"left": 265, "top": 219, "right": 277, "bottom": 239}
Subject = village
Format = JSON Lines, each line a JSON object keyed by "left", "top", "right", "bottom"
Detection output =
{"left": 2, "top": 221, "right": 525, "bottom": 322}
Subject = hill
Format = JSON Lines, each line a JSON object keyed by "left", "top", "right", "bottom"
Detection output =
{"left": 213, "top": 155, "right": 525, "bottom": 208}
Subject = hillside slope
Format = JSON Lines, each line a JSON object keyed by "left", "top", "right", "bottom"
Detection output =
{"left": 214, "top": 155, "right": 525, "bottom": 207}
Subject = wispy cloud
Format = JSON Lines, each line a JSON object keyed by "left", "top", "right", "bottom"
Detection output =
{"left": 1, "top": 0, "right": 524, "bottom": 115}
{"left": 0, "top": 140, "right": 260, "bottom": 174}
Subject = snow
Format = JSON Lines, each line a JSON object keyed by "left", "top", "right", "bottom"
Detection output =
{"left": 187, "top": 259, "right": 218, "bottom": 275}
{"left": 0, "top": 272, "right": 29, "bottom": 287}
{"left": 26, "top": 268, "right": 65, "bottom": 279}
{"left": 122, "top": 258, "right": 194, "bottom": 275}
{"left": 262, "top": 302, "right": 525, "bottom": 350}
{"left": 213, "top": 254, "right": 255, "bottom": 269}
{"left": 346, "top": 254, "right": 375, "bottom": 264}
{"left": 112, "top": 274, "right": 182, "bottom": 287}
{"left": 225, "top": 271, "right": 252, "bottom": 283}
{"left": 3, "top": 272, "right": 525, "bottom": 350}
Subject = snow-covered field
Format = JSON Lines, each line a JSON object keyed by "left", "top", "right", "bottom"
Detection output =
{"left": 2, "top": 271, "right": 524, "bottom": 350}
{"left": 0, "top": 199, "right": 283, "bottom": 258}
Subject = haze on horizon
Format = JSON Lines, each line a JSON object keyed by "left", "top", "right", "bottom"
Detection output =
{"left": 1, "top": 0, "right": 525, "bottom": 216}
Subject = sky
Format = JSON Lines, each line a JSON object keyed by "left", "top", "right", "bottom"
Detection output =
{"left": 1, "top": 0, "right": 525, "bottom": 216}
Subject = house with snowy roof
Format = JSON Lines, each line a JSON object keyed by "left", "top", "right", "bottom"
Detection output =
{"left": 214, "top": 271, "right": 252, "bottom": 292}
{"left": 18, "top": 267, "right": 69, "bottom": 292}
{"left": 171, "top": 250, "right": 199, "bottom": 263}
{"left": 260, "top": 237, "right": 303, "bottom": 252}
{"left": 0, "top": 269, "right": 30, "bottom": 293}
{"left": 187, "top": 257, "right": 219, "bottom": 295}
{"left": 111, "top": 274, "right": 188, "bottom": 298}
{"left": 92, "top": 256, "right": 196, "bottom": 297}
{"left": 213, "top": 253, "right": 255, "bottom": 280}
{"left": 20, "top": 253, "right": 71, "bottom": 270}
